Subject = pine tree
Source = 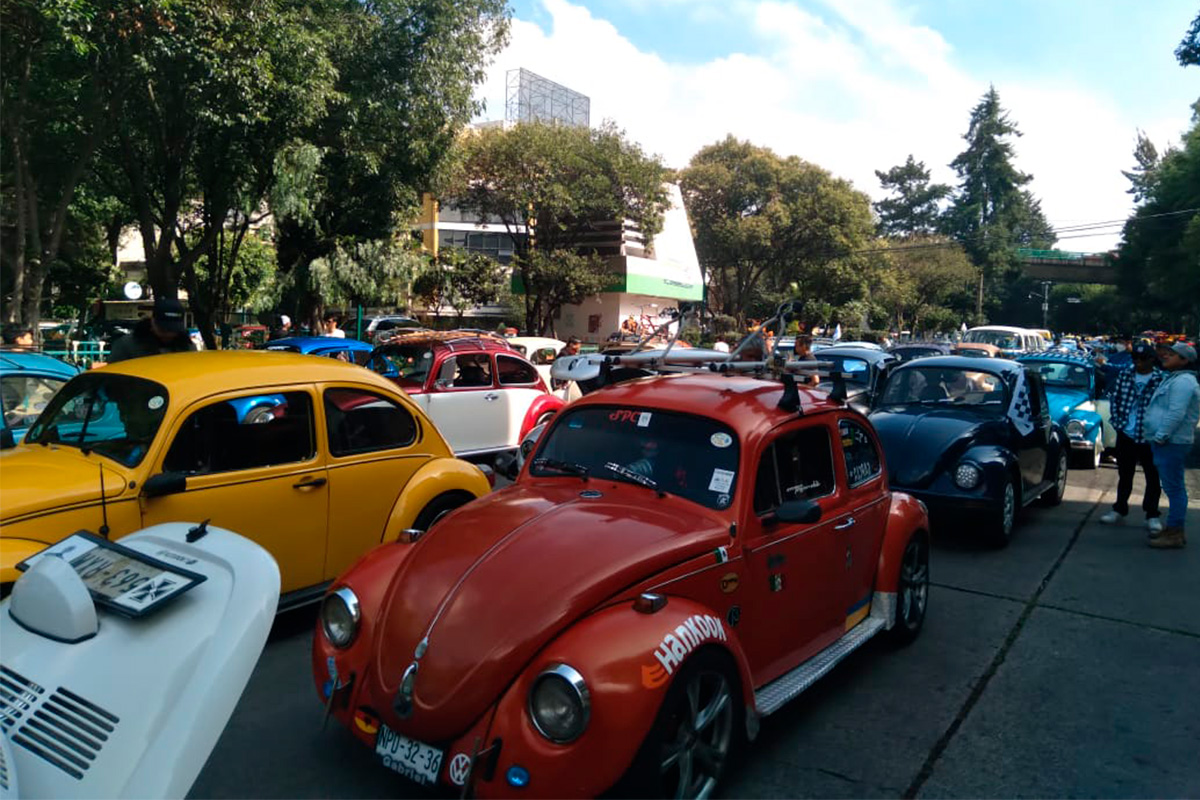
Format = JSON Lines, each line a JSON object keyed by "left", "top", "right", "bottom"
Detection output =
{"left": 873, "top": 155, "right": 951, "bottom": 237}
{"left": 1121, "top": 130, "right": 1161, "bottom": 203}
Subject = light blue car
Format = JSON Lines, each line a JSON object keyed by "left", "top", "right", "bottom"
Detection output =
{"left": 1017, "top": 353, "right": 1111, "bottom": 469}
{"left": 0, "top": 350, "right": 80, "bottom": 446}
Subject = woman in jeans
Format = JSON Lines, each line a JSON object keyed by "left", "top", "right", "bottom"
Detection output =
{"left": 1143, "top": 342, "right": 1200, "bottom": 548}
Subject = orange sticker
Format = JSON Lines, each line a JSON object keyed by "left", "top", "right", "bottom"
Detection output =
{"left": 720, "top": 572, "right": 740, "bottom": 593}
{"left": 641, "top": 663, "right": 669, "bottom": 689}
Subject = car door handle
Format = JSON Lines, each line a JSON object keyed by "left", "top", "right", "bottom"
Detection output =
{"left": 834, "top": 517, "right": 856, "bottom": 530}
{"left": 484, "top": 393, "right": 499, "bottom": 401}
{"left": 293, "top": 477, "right": 327, "bottom": 489}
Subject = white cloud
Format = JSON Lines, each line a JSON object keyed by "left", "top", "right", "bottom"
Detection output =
{"left": 475, "top": 0, "right": 1181, "bottom": 251}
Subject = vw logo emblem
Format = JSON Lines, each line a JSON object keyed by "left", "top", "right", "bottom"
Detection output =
{"left": 579, "top": 490, "right": 603, "bottom": 499}
{"left": 448, "top": 753, "right": 472, "bottom": 786}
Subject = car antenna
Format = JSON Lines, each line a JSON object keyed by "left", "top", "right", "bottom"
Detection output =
{"left": 187, "top": 519, "right": 211, "bottom": 542}
{"left": 97, "top": 464, "right": 110, "bottom": 539}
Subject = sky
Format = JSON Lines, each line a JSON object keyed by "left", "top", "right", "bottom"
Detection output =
{"left": 473, "top": 0, "right": 1200, "bottom": 252}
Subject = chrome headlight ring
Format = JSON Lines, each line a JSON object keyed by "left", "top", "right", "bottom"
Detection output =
{"left": 1066, "top": 419, "right": 1086, "bottom": 438}
{"left": 527, "top": 663, "right": 590, "bottom": 744}
{"left": 321, "top": 586, "right": 361, "bottom": 649}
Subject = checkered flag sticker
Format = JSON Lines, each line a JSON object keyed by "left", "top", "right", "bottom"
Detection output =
{"left": 1008, "top": 369, "right": 1035, "bottom": 435}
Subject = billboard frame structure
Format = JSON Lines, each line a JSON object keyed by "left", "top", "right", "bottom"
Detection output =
{"left": 505, "top": 68, "right": 590, "bottom": 128}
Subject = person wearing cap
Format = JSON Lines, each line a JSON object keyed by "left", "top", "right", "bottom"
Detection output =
{"left": 108, "top": 297, "right": 198, "bottom": 363}
{"left": 1142, "top": 341, "right": 1200, "bottom": 548}
{"left": 1099, "top": 342, "right": 1164, "bottom": 532}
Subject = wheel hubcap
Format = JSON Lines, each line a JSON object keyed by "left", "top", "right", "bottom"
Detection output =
{"left": 899, "top": 540, "right": 928, "bottom": 626}
{"left": 1003, "top": 484, "right": 1015, "bottom": 536}
{"left": 1058, "top": 454, "right": 1068, "bottom": 494}
{"left": 660, "top": 670, "right": 733, "bottom": 799}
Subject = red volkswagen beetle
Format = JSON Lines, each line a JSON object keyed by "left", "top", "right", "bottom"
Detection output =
{"left": 313, "top": 370, "right": 930, "bottom": 798}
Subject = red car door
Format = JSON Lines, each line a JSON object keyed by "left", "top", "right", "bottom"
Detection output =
{"left": 834, "top": 417, "right": 890, "bottom": 629}
{"left": 739, "top": 417, "right": 848, "bottom": 687}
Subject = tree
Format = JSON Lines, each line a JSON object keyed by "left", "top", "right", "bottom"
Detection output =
{"left": 1122, "top": 130, "right": 1161, "bottom": 203}
{"left": 873, "top": 155, "right": 950, "bottom": 237}
{"left": 274, "top": 0, "right": 510, "bottom": 323}
{"left": 873, "top": 236, "right": 976, "bottom": 333}
{"left": 680, "top": 136, "right": 876, "bottom": 325}
{"left": 449, "top": 122, "right": 670, "bottom": 334}
{"left": 1, "top": 0, "right": 110, "bottom": 328}
{"left": 943, "top": 86, "right": 1055, "bottom": 319}
{"left": 1177, "top": 10, "right": 1200, "bottom": 67}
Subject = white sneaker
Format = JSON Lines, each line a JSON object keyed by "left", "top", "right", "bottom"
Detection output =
{"left": 1147, "top": 518, "right": 1164, "bottom": 535}
{"left": 1099, "top": 510, "right": 1124, "bottom": 525}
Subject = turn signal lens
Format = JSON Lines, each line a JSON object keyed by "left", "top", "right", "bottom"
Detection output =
{"left": 953, "top": 463, "right": 982, "bottom": 490}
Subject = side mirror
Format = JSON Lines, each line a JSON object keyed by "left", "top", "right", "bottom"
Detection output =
{"left": 765, "top": 499, "right": 822, "bottom": 526}
{"left": 0, "top": 427, "right": 15, "bottom": 450}
{"left": 142, "top": 471, "right": 187, "bottom": 498}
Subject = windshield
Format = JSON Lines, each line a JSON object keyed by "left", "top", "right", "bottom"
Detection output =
{"left": 2, "top": 374, "right": 69, "bottom": 432}
{"left": 1029, "top": 361, "right": 1091, "bottom": 390}
{"left": 880, "top": 366, "right": 1007, "bottom": 411}
{"left": 824, "top": 356, "right": 870, "bottom": 385}
{"left": 963, "top": 330, "right": 1020, "bottom": 349}
{"left": 369, "top": 344, "right": 435, "bottom": 383}
{"left": 25, "top": 373, "right": 168, "bottom": 466}
{"left": 532, "top": 406, "right": 740, "bottom": 510}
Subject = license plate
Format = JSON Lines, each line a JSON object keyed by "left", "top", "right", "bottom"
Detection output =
{"left": 375, "top": 724, "right": 444, "bottom": 786}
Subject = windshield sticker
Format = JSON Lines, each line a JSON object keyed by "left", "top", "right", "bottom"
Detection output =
{"left": 716, "top": 493, "right": 731, "bottom": 509}
{"left": 148, "top": 396, "right": 164, "bottom": 410}
{"left": 708, "top": 468, "right": 735, "bottom": 494}
{"left": 641, "top": 614, "right": 728, "bottom": 689}
{"left": 609, "top": 409, "right": 647, "bottom": 424}
{"left": 638, "top": 411, "right": 652, "bottom": 427}
{"left": 568, "top": 418, "right": 584, "bottom": 428}
{"left": 710, "top": 432, "right": 732, "bottom": 448}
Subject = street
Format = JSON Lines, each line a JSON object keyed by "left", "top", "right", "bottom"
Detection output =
{"left": 189, "top": 463, "right": 1200, "bottom": 799}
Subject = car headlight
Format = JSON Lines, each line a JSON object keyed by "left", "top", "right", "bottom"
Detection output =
{"left": 954, "top": 462, "right": 982, "bottom": 490}
{"left": 1066, "top": 419, "right": 1086, "bottom": 437}
{"left": 321, "top": 587, "right": 360, "bottom": 648}
{"left": 528, "top": 664, "right": 589, "bottom": 743}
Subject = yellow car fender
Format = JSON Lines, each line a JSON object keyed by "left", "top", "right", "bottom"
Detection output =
{"left": 1, "top": 536, "right": 55, "bottom": 587}
{"left": 382, "top": 457, "right": 490, "bottom": 541}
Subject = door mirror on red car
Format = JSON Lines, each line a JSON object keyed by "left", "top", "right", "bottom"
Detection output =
{"left": 142, "top": 471, "right": 187, "bottom": 498}
{"left": 768, "top": 499, "right": 822, "bottom": 526}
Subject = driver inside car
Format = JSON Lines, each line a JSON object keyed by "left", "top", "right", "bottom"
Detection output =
{"left": 627, "top": 439, "right": 659, "bottom": 479}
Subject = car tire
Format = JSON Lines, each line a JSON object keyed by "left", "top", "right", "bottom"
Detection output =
{"left": 887, "top": 532, "right": 929, "bottom": 646}
{"left": 986, "top": 477, "right": 1017, "bottom": 548}
{"left": 618, "top": 648, "right": 742, "bottom": 800}
{"left": 1040, "top": 449, "right": 1069, "bottom": 507}
{"left": 411, "top": 491, "right": 473, "bottom": 533}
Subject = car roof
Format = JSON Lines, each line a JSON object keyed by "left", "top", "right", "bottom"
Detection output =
{"left": 374, "top": 331, "right": 516, "bottom": 354}
{"left": 967, "top": 325, "right": 1041, "bottom": 335}
{"left": 1017, "top": 352, "right": 1094, "bottom": 366}
{"left": 94, "top": 351, "right": 399, "bottom": 401}
{"left": 507, "top": 336, "right": 565, "bottom": 350}
{"left": 568, "top": 372, "right": 845, "bottom": 441}
{"left": 815, "top": 346, "right": 895, "bottom": 363}
{"left": 894, "top": 355, "right": 1023, "bottom": 374}
{"left": 0, "top": 350, "right": 79, "bottom": 378}
{"left": 264, "top": 336, "right": 372, "bottom": 353}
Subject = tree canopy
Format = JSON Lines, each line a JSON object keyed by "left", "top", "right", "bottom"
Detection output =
{"left": 873, "top": 155, "right": 950, "bottom": 238}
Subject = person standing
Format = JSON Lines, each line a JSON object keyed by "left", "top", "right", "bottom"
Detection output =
{"left": 791, "top": 334, "right": 819, "bottom": 386}
{"left": 1143, "top": 342, "right": 1200, "bottom": 549}
{"left": 1099, "top": 342, "right": 1164, "bottom": 533}
{"left": 1, "top": 325, "right": 35, "bottom": 349}
{"left": 322, "top": 312, "right": 346, "bottom": 338}
{"left": 108, "top": 298, "right": 197, "bottom": 363}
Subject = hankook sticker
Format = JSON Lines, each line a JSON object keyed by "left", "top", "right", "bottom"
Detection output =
{"left": 640, "top": 613, "right": 729, "bottom": 688}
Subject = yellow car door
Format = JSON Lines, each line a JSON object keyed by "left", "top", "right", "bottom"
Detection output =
{"left": 138, "top": 387, "right": 329, "bottom": 594}
{"left": 319, "top": 384, "right": 429, "bottom": 580}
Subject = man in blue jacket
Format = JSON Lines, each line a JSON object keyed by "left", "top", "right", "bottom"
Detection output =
{"left": 1144, "top": 341, "right": 1200, "bottom": 548}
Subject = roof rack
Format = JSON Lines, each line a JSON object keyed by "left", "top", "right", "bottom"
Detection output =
{"left": 552, "top": 300, "right": 849, "bottom": 412}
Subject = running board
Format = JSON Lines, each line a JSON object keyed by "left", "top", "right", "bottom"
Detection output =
{"left": 754, "top": 614, "right": 887, "bottom": 716}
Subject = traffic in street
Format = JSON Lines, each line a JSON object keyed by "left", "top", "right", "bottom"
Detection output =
{"left": 190, "top": 462, "right": 1199, "bottom": 799}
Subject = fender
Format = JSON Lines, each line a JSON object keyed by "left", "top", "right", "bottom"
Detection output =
{"left": 519, "top": 394, "right": 565, "bottom": 442}
{"left": 381, "top": 458, "right": 490, "bottom": 542}
{"left": 960, "top": 443, "right": 1019, "bottom": 477}
{"left": 875, "top": 492, "right": 929, "bottom": 597}
{"left": 0, "top": 535, "right": 53, "bottom": 586}
{"left": 463, "top": 596, "right": 754, "bottom": 799}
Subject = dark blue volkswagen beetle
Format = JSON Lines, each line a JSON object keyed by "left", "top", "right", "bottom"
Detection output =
{"left": 868, "top": 356, "right": 1070, "bottom": 546}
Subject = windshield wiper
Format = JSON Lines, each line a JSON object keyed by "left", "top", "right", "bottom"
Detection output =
{"left": 532, "top": 457, "right": 589, "bottom": 481}
{"left": 604, "top": 462, "right": 665, "bottom": 496}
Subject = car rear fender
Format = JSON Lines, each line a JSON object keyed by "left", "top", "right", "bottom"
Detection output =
{"left": 0, "top": 535, "right": 52, "bottom": 587}
{"left": 465, "top": 596, "right": 755, "bottom": 799}
{"left": 875, "top": 492, "right": 929, "bottom": 596}
{"left": 518, "top": 395, "right": 565, "bottom": 442}
{"left": 382, "top": 458, "right": 490, "bottom": 541}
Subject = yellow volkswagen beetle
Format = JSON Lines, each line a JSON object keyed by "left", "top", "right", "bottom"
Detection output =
{"left": 0, "top": 351, "right": 491, "bottom": 605}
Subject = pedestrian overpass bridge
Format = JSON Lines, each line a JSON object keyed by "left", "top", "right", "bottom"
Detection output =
{"left": 1017, "top": 248, "right": 1118, "bottom": 284}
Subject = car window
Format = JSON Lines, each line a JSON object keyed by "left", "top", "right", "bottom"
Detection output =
{"left": 839, "top": 419, "right": 881, "bottom": 488}
{"left": 753, "top": 424, "right": 836, "bottom": 516}
{"left": 163, "top": 391, "right": 315, "bottom": 474}
{"left": 324, "top": 388, "right": 417, "bottom": 456}
{"left": 533, "top": 406, "right": 739, "bottom": 510}
{"left": 879, "top": 366, "right": 1006, "bottom": 409}
{"left": 497, "top": 354, "right": 538, "bottom": 385}
{"left": 1033, "top": 361, "right": 1090, "bottom": 389}
{"left": 449, "top": 353, "right": 493, "bottom": 388}
{"left": 827, "top": 356, "right": 870, "bottom": 386}
{"left": 2, "top": 374, "right": 67, "bottom": 431}
{"left": 370, "top": 344, "right": 436, "bottom": 382}
{"left": 531, "top": 347, "right": 558, "bottom": 365}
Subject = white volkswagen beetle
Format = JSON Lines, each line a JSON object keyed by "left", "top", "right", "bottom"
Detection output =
{"left": 0, "top": 522, "right": 279, "bottom": 799}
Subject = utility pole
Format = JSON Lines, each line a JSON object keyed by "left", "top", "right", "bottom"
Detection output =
{"left": 1041, "top": 281, "right": 1052, "bottom": 330}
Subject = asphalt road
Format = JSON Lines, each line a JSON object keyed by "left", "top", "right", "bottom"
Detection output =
{"left": 189, "top": 462, "right": 1200, "bottom": 799}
